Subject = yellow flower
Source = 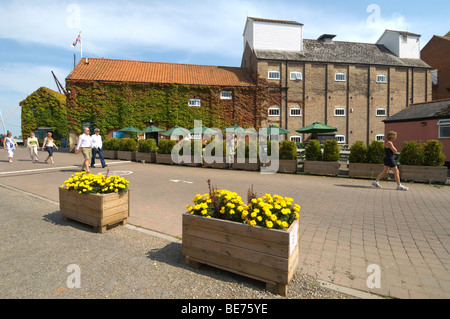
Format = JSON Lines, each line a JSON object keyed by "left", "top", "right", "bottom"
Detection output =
{"left": 266, "top": 220, "right": 273, "bottom": 228}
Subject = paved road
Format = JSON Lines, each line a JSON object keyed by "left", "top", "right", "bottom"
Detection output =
{"left": 1, "top": 148, "right": 449, "bottom": 298}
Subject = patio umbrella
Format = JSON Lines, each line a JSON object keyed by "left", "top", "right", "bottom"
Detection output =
{"left": 162, "top": 125, "right": 190, "bottom": 136}
{"left": 189, "top": 125, "right": 218, "bottom": 135}
{"left": 295, "top": 122, "right": 337, "bottom": 139}
{"left": 221, "top": 124, "right": 246, "bottom": 134}
{"left": 142, "top": 125, "right": 164, "bottom": 133}
{"left": 258, "top": 124, "right": 291, "bottom": 135}
{"left": 118, "top": 125, "right": 143, "bottom": 133}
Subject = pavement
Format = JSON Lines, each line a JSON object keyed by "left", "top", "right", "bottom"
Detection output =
{"left": 1, "top": 147, "right": 449, "bottom": 299}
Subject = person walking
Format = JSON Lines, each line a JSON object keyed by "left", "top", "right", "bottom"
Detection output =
{"left": 76, "top": 127, "right": 93, "bottom": 173}
{"left": 27, "top": 132, "right": 40, "bottom": 162}
{"left": 90, "top": 128, "right": 107, "bottom": 168}
{"left": 3, "top": 132, "right": 18, "bottom": 163}
{"left": 371, "top": 131, "right": 409, "bottom": 191}
{"left": 42, "top": 132, "right": 58, "bottom": 164}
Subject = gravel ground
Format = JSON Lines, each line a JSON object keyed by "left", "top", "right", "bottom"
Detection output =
{"left": 0, "top": 184, "right": 358, "bottom": 300}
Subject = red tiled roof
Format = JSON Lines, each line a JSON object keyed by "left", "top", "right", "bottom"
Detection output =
{"left": 66, "top": 58, "right": 255, "bottom": 87}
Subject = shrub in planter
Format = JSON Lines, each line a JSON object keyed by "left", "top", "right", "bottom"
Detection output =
{"left": 102, "top": 138, "right": 120, "bottom": 159}
{"left": 157, "top": 139, "right": 177, "bottom": 154}
{"left": 423, "top": 140, "right": 445, "bottom": 167}
{"left": 233, "top": 140, "right": 259, "bottom": 170}
{"left": 367, "top": 141, "right": 384, "bottom": 164}
{"left": 349, "top": 141, "right": 368, "bottom": 163}
{"left": 279, "top": 140, "right": 297, "bottom": 160}
{"left": 138, "top": 139, "right": 157, "bottom": 153}
{"left": 117, "top": 138, "right": 137, "bottom": 161}
{"left": 305, "top": 139, "right": 322, "bottom": 161}
{"left": 399, "top": 141, "right": 424, "bottom": 166}
{"left": 322, "top": 140, "right": 340, "bottom": 162}
{"left": 136, "top": 139, "right": 157, "bottom": 163}
{"left": 203, "top": 140, "right": 229, "bottom": 168}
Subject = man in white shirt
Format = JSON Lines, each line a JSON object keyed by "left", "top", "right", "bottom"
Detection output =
{"left": 91, "top": 128, "right": 107, "bottom": 168}
{"left": 76, "top": 127, "right": 93, "bottom": 173}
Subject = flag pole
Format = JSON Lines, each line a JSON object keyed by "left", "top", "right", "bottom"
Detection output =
{"left": 80, "top": 30, "right": 83, "bottom": 58}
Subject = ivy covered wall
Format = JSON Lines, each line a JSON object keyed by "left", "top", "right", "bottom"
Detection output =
{"left": 20, "top": 87, "right": 68, "bottom": 140}
{"left": 65, "top": 80, "right": 281, "bottom": 137}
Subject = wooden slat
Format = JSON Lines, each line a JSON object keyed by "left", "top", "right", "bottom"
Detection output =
{"left": 183, "top": 224, "right": 289, "bottom": 258}
{"left": 182, "top": 245, "right": 289, "bottom": 284}
{"left": 183, "top": 213, "right": 292, "bottom": 245}
{"left": 183, "top": 234, "right": 290, "bottom": 271}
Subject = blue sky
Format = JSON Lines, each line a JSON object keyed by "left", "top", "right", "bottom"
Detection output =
{"left": 0, "top": 0, "right": 449, "bottom": 138}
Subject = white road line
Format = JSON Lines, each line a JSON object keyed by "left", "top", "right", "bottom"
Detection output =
{"left": 0, "top": 161, "right": 130, "bottom": 176}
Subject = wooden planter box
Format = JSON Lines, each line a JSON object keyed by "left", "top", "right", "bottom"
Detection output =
{"left": 348, "top": 163, "right": 384, "bottom": 179}
{"left": 102, "top": 150, "right": 117, "bottom": 159}
{"left": 303, "top": 160, "right": 339, "bottom": 176}
{"left": 179, "top": 155, "right": 203, "bottom": 167}
{"left": 182, "top": 214, "right": 300, "bottom": 296}
{"left": 59, "top": 187, "right": 130, "bottom": 233}
{"left": 231, "top": 158, "right": 260, "bottom": 171}
{"left": 117, "top": 150, "right": 136, "bottom": 161}
{"left": 202, "top": 157, "right": 230, "bottom": 169}
{"left": 155, "top": 153, "right": 174, "bottom": 165}
{"left": 135, "top": 152, "right": 156, "bottom": 163}
{"left": 399, "top": 165, "right": 448, "bottom": 184}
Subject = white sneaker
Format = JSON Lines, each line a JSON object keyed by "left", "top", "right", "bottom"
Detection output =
{"left": 371, "top": 181, "right": 382, "bottom": 188}
{"left": 397, "top": 184, "right": 409, "bottom": 191}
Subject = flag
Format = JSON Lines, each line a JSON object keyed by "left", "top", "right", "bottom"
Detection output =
{"left": 72, "top": 33, "right": 81, "bottom": 48}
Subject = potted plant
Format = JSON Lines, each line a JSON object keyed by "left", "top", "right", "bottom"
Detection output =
{"left": 155, "top": 139, "right": 177, "bottom": 164}
{"left": 102, "top": 138, "right": 120, "bottom": 159}
{"left": 232, "top": 140, "right": 260, "bottom": 171}
{"left": 182, "top": 181, "right": 300, "bottom": 296}
{"left": 176, "top": 139, "right": 203, "bottom": 167}
{"left": 348, "top": 141, "right": 385, "bottom": 179}
{"left": 264, "top": 140, "right": 297, "bottom": 173}
{"left": 399, "top": 140, "right": 448, "bottom": 184}
{"left": 59, "top": 172, "right": 130, "bottom": 233}
{"left": 117, "top": 138, "right": 138, "bottom": 161}
{"left": 136, "top": 139, "right": 157, "bottom": 163}
{"left": 203, "top": 140, "right": 229, "bottom": 169}
{"left": 303, "top": 139, "right": 340, "bottom": 176}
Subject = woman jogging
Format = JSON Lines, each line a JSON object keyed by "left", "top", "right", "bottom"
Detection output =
{"left": 371, "top": 131, "right": 409, "bottom": 191}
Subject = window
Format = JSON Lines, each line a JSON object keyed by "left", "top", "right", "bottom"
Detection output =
{"left": 335, "top": 135, "right": 346, "bottom": 143}
{"left": 268, "top": 107, "right": 280, "bottom": 117}
{"left": 220, "top": 91, "right": 232, "bottom": 99}
{"left": 376, "top": 108, "right": 387, "bottom": 117}
{"left": 334, "top": 108, "right": 345, "bottom": 116}
{"left": 188, "top": 99, "right": 201, "bottom": 107}
{"left": 268, "top": 71, "right": 280, "bottom": 80}
{"left": 290, "top": 71, "right": 302, "bottom": 80}
{"left": 335, "top": 73, "right": 346, "bottom": 81}
{"left": 290, "top": 107, "right": 302, "bottom": 116}
{"left": 402, "top": 35, "right": 408, "bottom": 43}
{"left": 377, "top": 75, "right": 387, "bottom": 83}
{"left": 290, "top": 135, "right": 302, "bottom": 143}
{"left": 438, "top": 119, "right": 450, "bottom": 138}
{"left": 376, "top": 134, "right": 385, "bottom": 142}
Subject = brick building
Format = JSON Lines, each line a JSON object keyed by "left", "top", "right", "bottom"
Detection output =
{"left": 421, "top": 31, "right": 450, "bottom": 100}
{"left": 241, "top": 17, "right": 432, "bottom": 145}
{"left": 66, "top": 17, "right": 432, "bottom": 147}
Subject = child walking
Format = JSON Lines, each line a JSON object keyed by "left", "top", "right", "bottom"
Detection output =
{"left": 371, "top": 131, "right": 409, "bottom": 191}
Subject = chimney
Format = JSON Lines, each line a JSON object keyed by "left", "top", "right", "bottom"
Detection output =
{"left": 85, "top": 57, "right": 89, "bottom": 64}
{"left": 318, "top": 34, "right": 336, "bottom": 43}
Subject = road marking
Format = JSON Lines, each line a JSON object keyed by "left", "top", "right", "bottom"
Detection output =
{"left": 0, "top": 161, "right": 130, "bottom": 176}
{"left": 170, "top": 180, "right": 193, "bottom": 184}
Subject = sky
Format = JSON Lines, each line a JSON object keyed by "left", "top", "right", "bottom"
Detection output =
{"left": 0, "top": 0, "right": 449, "bottom": 138}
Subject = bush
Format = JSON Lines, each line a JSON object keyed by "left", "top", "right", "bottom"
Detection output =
{"left": 399, "top": 141, "right": 424, "bottom": 166}
{"left": 367, "top": 141, "right": 384, "bottom": 164}
{"left": 322, "top": 140, "right": 340, "bottom": 162}
{"left": 266, "top": 140, "right": 279, "bottom": 158}
{"left": 157, "top": 139, "right": 177, "bottom": 154}
{"left": 279, "top": 140, "right": 297, "bottom": 160}
{"left": 423, "top": 140, "right": 445, "bottom": 166}
{"left": 138, "top": 139, "right": 157, "bottom": 153}
{"left": 305, "top": 139, "right": 322, "bottom": 161}
{"left": 349, "top": 141, "right": 368, "bottom": 163}
{"left": 103, "top": 138, "right": 120, "bottom": 150}
{"left": 207, "top": 140, "right": 227, "bottom": 157}
{"left": 118, "top": 138, "right": 137, "bottom": 152}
